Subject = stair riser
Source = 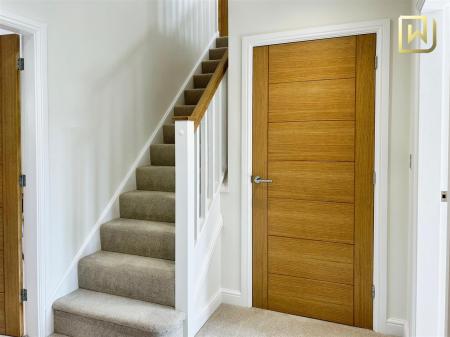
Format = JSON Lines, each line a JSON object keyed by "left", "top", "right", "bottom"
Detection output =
{"left": 150, "top": 145, "right": 175, "bottom": 166}
{"left": 54, "top": 311, "right": 183, "bottom": 337}
{"left": 101, "top": 224, "right": 175, "bottom": 260}
{"left": 163, "top": 125, "right": 175, "bottom": 144}
{"left": 120, "top": 193, "right": 175, "bottom": 223}
{"left": 202, "top": 61, "right": 219, "bottom": 74}
{"left": 209, "top": 48, "right": 226, "bottom": 60}
{"left": 216, "top": 37, "right": 228, "bottom": 48}
{"left": 78, "top": 256, "right": 175, "bottom": 306}
{"left": 136, "top": 167, "right": 175, "bottom": 192}
{"left": 174, "top": 106, "right": 195, "bottom": 117}
{"left": 194, "top": 74, "right": 212, "bottom": 88}
{"left": 184, "top": 90, "right": 204, "bottom": 105}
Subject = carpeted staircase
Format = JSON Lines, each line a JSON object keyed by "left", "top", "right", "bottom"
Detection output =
{"left": 51, "top": 36, "right": 228, "bottom": 337}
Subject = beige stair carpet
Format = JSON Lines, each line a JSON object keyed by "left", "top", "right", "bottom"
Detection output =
{"left": 52, "top": 36, "right": 228, "bottom": 337}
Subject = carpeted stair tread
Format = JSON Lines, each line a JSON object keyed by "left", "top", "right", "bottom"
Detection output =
{"left": 50, "top": 334, "right": 69, "bottom": 337}
{"left": 120, "top": 190, "right": 175, "bottom": 222}
{"left": 101, "top": 218, "right": 174, "bottom": 260}
{"left": 163, "top": 125, "right": 175, "bottom": 144}
{"left": 184, "top": 88, "right": 204, "bottom": 105}
{"left": 79, "top": 251, "right": 175, "bottom": 306}
{"left": 174, "top": 105, "right": 196, "bottom": 117}
{"left": 53, "top": 289, "right": 184, "bottom": 337}
{"left": 202, "top": 60, "right": 220, "bottom": 74}
{"left": 136, "top": 166, "right": 175, "bottom": 192}
{"left": 194, "top": 73, "right": 213, "bottom": 88}
{"left": 150, "top": 144, "right": 175, "bottom": 166}
{"left": 209, "top": 47, "right": 227, "bottom": 60}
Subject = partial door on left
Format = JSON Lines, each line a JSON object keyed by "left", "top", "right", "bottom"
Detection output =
{"left": 0, "top": 33, "right": 24, "bottom": 337}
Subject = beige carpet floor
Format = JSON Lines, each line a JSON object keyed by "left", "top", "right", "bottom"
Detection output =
{"left": 196, "top": 305, "right": 390, "bottom": 337}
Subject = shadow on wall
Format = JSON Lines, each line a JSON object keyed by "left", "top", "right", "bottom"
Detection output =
{"left": 39, "top": 0, "right": 217, "bottom": 295}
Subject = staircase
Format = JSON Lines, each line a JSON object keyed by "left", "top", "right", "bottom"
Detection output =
{"left": 51, "top": 36, "right": 228, "bottom": 337}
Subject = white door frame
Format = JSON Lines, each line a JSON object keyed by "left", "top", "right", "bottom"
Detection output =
{"left": 240, "top": 19, "right": 394, "bottom": 334}
{"left": 0, "top": 11, "right": 49, "bottom": 337}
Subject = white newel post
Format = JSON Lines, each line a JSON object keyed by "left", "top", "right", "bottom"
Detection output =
{"left": 175, "top": 121, "right": 196, "bottom": 337}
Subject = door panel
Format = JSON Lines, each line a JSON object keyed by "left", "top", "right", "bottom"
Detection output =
{"left": 0, "top": 34, "right": 23, "bottom": 337}
{"left": 252, "top": 46, "right": 269, "bottom": 309}
{"left": 268, "top": 161, "right": 355, "bottom": 203}
{"left": 268, "top": 36, "right": 356, "bottom": 83}
{"left": 268, "top": 121, "right": 355, "bottom": 162}
{"left": 268, "top": 273, "right": 354, "bottom": 325}
{"left": 268, "top": 236, "right": 353, "bottom": 284}
{"left": 268, "top": 198, "right": 354, "bottom": 244}
{"left": 253, "top": 35, "right": 376, "bottom": 328}
{"left": 269, "top": 79, "right": 355, "bottom": 122}
{"left": 354, "top": 33, "right": 376, "bottom": 328}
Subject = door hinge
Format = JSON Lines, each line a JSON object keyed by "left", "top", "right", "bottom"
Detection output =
{"left": 375, "top": 55, "right": 378, "bottom": 70}
{"left": 373, "top": 171, "right": 376, "bottom": 185}
{"left": 372, "top": 285, "right": 375, "bottom": 300}
{"left": 20, "top": 288, "right": 27, "bottom": 302}
{"left": 17, "top": 57, "right": 24, "bottom": 71}
{"left": 441, "top": 191, "right": 448, "bottom": 202}
{"left": 19, "top": 174, "right": 26, "bottom": 187}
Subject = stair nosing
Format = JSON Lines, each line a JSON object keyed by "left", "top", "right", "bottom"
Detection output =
{"left": 54, "top": 290, "right": 183, "bottom": 334}
{"left": 103, "top": 217, "right": 175, "bottom": 226}
{"left": 80, "top": 250, "right": 174, "bottom": 269}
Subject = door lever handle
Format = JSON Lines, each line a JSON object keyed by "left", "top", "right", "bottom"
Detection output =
{"left": 252, "top": 176, "right": 273, "bottom": 184}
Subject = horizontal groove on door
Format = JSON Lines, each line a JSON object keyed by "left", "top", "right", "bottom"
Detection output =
{"left": 268, "top": 121, "right": 355, "bottom": 162}
{"left": 268, "top": 273, "right": 354, "bottom": 325}
{"left": 268, "top": 198, "right": 354, "bottom": 244}
{"left": 268, "top": 36, "right": 356, "bottom": 84}
{"left": 268, "top": 236, "right": 354, "bottom": 285}
{"left": 268, "top": 161, "right": 355, "bottom": 203}
{"left": 269, "top": 78, "right": 355, "bottom": 122}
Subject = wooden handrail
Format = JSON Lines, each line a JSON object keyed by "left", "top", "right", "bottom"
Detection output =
{"left": 174, "top": 49, "right": 228, "bottom": 129}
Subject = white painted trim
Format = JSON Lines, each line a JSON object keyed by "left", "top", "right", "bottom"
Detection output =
{"left": 417, "top": 0, "right": 426, "bottom": 11}
{"left": 192, "top": 288, "right": 222, "bottom": 333}
{"left": 43, "top": 32, "right": 219, "bottom": 336}
{"left": 409, "top": 51, "right": 420, "bottom": 337}
{"left": 194, "top": 211, "right": 223, "bottom": 298}
{"left": 0, "top": 11, "right": 49, "bottom": 337}
{"left": 240, "top": 19, "right": 392, "bottom": 334}
{"left": 386, "top": 318, "right": 410, "bottom": 337}
{"left": 175, "top": 121, "right": 196, "bottom": 337}
{"left": 221, "top": 288, "right": 243, "bottom": 306}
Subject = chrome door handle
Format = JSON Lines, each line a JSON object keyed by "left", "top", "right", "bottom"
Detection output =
{"left": 252, "top": 176, "right": 272, "bottom": 184}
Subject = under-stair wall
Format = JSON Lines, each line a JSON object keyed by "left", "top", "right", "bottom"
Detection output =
{"left": 48, "top": 35, "right": 228, "bottom": 337}
{"left": 13, "top": 1, "right": 221, "bottom": 334}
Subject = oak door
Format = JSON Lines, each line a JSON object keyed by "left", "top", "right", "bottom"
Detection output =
{"left": 0, "top": 34, "right": 24, "bottom": 337}
{"left": 252, "top": 35, "right": 376, "bottom": 328}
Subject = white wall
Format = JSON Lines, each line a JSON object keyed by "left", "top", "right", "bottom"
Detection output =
{"left": 222, "top": 0, "right": 413, "bottom": 327}
{"left": 415, "top": 10, "right": 445, "bottom": 337}
{"left": 414, "top": 5, "right": 450, "bottom": 336}
{"left": 0, "top": 0, "right": 218, "bottom": 333}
